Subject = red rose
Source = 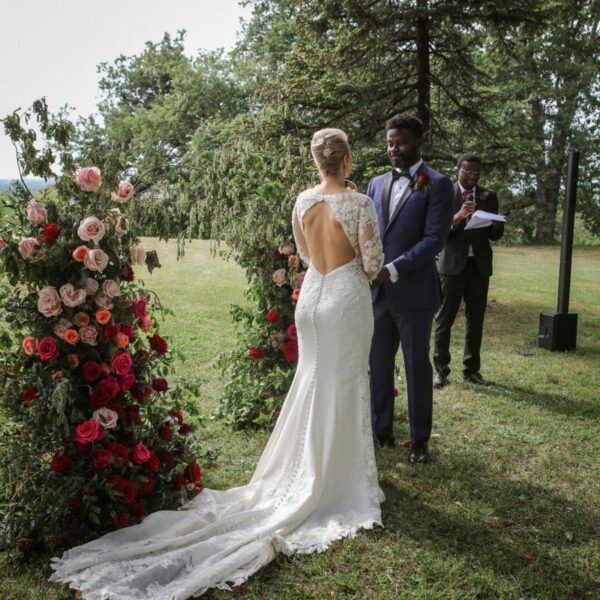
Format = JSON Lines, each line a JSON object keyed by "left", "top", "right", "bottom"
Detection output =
{"left": 134, "top": 349, "right": 149, "bottom": 363}
{"left": 120, "top": 323, "right": 134, "bottom": 339}
{"left": 81, "top": 360, "right": 103, "bottom": 383}
{"left": 100, "top": 323, "right": 119, "bottom": 340}
{"left": 110, "top": 402, "right": 124, "bottom": 415}
{"left": 131, "top": 297, "right": 148, "bottom": 319}
{"left": 127, "top": 404, "right": 141, "bottom": 426}
{"left": 179, "top": 423, "right": 192, "bottom": 436}
{"left": 109, "top": 442, "right": 129, "bottom": 467}
{"left": 21, "top": 385, "right": 37, "bottom": 402}
{"left": 38, "top": 336, "right": 59, "bottom": 361}
{"left": 292, "top": 288, "right": 301, "bottom": 302}
{"left": 132, "top": 382, "right": 153, "bottom": 402}
{"left": 51, "top": 450, "right": 71, "bottom": 472}
{"left": 41, "top": 222, "right": 62, "bottom": 242}
{"left": 160, "top": 424, "right": 173, "bottom": 441}
{"left": 161, "top": 450, "right": 174, "bottom": 463}
{"left": 124, "top": 264, "right": 135, "bottom": 282}
{"left": 283, "top": 340, "right": 299, "bottom": 362}
{"left": 75, "top": 419, "right": 102, "bottom": 444}
{"left": 119, "top": 478, "right": 137, "bottom": 504}
{"left": 140, "top": 476, "right": 155, "bottom": 494}
{"left": 174, "top": 474, "right": 187, "bottom": 489}
{"left": 91, "top": 377, "right": 120, "bottom": 408}
{"left": 286, "top": 324, "right": 297, "bottom": 341}
{"left": 148, "top": 334, "right": 168, "bottom": 354}
{"left": 273, "top": 249, "right": 284, "bottom": 259}
{"left": 92, "top": 448, "right": 112, "bottom": 470}
{"left": 112, "top": 512, "right": 130, "bottom": 528}
{"left": 152, "top": 377, "right": 169, "bottom": 392}
{"left": 266, "top": 310, "right": 279, "bottom": 323}
{"left": 418, "top": 172, "right": 429, "bottom": 183}
{"left": 248, "top": 347, "right": 263, "bottom": 360}
{"left": 111, "top": 350, "right": 132, "bottom": 375}
{"left": 185, "top": 461, "right": 201, "bottom": 483}
{"left": 148, "top": 451, "right": 160, "bottom": 473}
{"left": 119, "top": 372, "right": 136, "bottom": 392}
{"left": 393, "top": 386, "right": 399, "bottom": 397}
{"left": 133, "top": 442, "right": 150, "bottom": 464}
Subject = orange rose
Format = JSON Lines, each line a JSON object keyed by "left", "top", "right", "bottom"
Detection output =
{"left": 73, "top": 312, "right": 90, "bottom": 327}
{"left": 67, "top": 354, "right": 80, "bottom": 368}
{"left": 63, "top": 329, "right": 80, "bottom": 345}
{"left": 72, "top": 245, "right": 89, "bottom": 262}
{"left": 21, "top": 336, "right": 39, "bottom": 356}
{"left": 51, "top": 370, "right": 64, "bottom": 380}
{"left": 95, "top": 308, "right": 111, "bottom": 325}
{"left": 114, "top": 332, "right": 129, "bottom": 348}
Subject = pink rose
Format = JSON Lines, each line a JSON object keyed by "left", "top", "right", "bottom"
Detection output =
{"left": 115, "top": 181, "right": 134, "bottom": 203}
{"left": 133, "top": 442, "right": 150, "bottom": 464}
{"left": 92, "top": 407, "right": 119, "bottom": 430}
{"left": 139, "top": 315, "right": 153, "bottom": 332}
{"left": 59, "top": 284, "right": 86, "bottom": 308}
{"left": 95, "top": 293, "right": 114, "bottom": 309}
{"left": 130, "top": 245, "right": 146, "bottom": 266}
{"left": 84, "top": 249, "right": 109, "bottom": 272}
{"left": 26, "top": 199, "right": 47, "bottom": 223}
{"left": 75, "top": 167, "right": 102, "bottom": 192}
{"left": 75, "top": 419, "right": 102, "bottom": 444}
{"left": 101, "top": 279, "right": 120, "bottom": 299}
{"left": 85, "top": 278, "right": 99, "bottom": 296}
{"left": 38, "top": 287, "right": 62, "bottom": 317}
{"left": 288, "top": 254, "right": 300, "bottom": 269}
{"left": 79, "top": 325, "right": 98, "bottom": 346}
{"left": 18, "top": 237, "right": 39, "bottom": 259}
{"left": 111, "top": 350, "right": 132, "bottom": 375}
{"left": 272, "top": 268, "right": 287, "bottom": 287}
{"left": 53, "top": 318, "right": 73, "bottom": 338}
{"left": 77, "top": 216, "right": 106, "bottom": 243}
{"left": 280, "top": 243, "right": 295, "bottom": 256}
{"left": 296, "top": 272, "right": 306, "bottom": 286}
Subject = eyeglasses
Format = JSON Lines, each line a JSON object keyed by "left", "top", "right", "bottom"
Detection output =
{"left": 460, "top": 169, "right": 481, "bottom": 176}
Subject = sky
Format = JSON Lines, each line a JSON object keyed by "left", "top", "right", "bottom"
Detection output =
{"left": 0, "top": 0, "right": 251, "bottom": 178}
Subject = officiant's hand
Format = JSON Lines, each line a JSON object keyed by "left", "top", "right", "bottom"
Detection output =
{"left": 452, "top": 200, "right": 475, "bottom": 228}
{"left": 370, "top": 267, "right": 390, "bottom": 288}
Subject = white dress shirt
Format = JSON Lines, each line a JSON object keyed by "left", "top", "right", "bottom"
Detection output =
{"left": 386, "top": 159, "right": 423, "bottom": 282}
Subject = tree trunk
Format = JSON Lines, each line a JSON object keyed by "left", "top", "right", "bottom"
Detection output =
{"left": 416, "top": 0, "right": 431, "bottom": 135}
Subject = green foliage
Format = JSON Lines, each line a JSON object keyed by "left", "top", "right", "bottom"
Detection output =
{"left": 0, "top": 104, "right": 202, "bottom": 554}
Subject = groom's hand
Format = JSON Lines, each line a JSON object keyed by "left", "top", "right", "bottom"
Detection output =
{"left": 370, "top": 267, "right": 391, "bottom": 288}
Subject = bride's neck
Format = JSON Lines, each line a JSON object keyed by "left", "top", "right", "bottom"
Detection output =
{"left": 314, "top": 172, "right": 347, "bottom": 194}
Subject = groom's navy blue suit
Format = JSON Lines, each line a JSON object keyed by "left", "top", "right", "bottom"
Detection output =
{"left": 367, "top": 163, "right": 453, "bottom": 444}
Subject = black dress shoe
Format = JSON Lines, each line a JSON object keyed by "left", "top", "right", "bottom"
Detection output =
{"left": 408, "top": 441, "right": 430, "bottom": 464}
{"left": 463, "top": 372, "right": 493, "bottom": 386}
{"left": 374, "top": 433, "right": 396, "bottom": 448}
{"left": 433, "top": 373, "right": 449, "bottom": 388}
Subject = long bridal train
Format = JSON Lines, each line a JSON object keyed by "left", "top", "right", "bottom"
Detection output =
{"left": 51, "top": 190, "right": 385, "bottom": 600}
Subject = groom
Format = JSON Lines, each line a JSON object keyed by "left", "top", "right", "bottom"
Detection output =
{"left": 367, "top": 114, "right": 453, "bottom": 463}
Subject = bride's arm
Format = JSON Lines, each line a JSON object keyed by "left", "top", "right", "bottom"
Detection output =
{"left": 358, "top": 198, "right": 384, "bottom": 281}
{"left": 292, "top": 203, "right": 310, "bottom": 264}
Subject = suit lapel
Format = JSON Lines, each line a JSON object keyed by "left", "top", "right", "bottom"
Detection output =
{"left": 381, "top": 172, "right": 394, "bottom": 229}
{"left": 385, "top": 163, "right": 426, "bottom": 233}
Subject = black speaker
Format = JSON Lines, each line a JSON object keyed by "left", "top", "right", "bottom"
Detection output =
{"left": 538, "top": 312, "right": 578, "bottom": 351}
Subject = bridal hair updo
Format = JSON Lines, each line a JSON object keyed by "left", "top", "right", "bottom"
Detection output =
{"left": 310, "top": 128, "right": 350, "bottom": 175}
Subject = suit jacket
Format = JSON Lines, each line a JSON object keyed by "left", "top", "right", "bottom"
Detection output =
{"left": 437, "top": 184, "right": 504, "bottom": 277}
{"left": 366, "top": 163, "right": 454, "bottom": 311}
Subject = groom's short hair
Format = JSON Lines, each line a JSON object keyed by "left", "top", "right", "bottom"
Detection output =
{"left": 385, "top": 114, "right": 424, "bottom": 138}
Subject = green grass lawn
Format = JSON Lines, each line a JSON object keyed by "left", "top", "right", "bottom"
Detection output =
{"left": 1, "top": 242, "right": 598, "bottom": 599}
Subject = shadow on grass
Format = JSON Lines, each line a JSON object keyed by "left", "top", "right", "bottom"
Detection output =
{"left": 379, "top": 452, "right": 599, "bottom": 599}
{"left": 484, "top": 382, "right": 600, "bottom": 420}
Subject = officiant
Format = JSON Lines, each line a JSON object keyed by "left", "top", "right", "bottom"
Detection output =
{"left": 433, "top": 153, "right": 504, "bottom": 387}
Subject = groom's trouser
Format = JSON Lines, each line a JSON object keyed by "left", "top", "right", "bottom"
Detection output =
{"left": 370, "top": 289, "right": 435, "bottom": 445}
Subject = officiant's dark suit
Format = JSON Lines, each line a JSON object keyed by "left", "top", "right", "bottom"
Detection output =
{"left": 433, "top": 154, "right": 504, "bottom": 386}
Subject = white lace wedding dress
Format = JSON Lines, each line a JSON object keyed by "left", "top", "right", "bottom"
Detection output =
{"left": 51, "top": 190, "right": 385, "bottom": 599}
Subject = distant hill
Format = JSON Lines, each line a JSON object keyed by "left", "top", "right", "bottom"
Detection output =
{"left": 0, "top": 178, "right": 54, "bottom": 194}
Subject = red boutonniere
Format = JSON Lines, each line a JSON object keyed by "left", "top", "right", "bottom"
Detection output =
{"left": 411, "top": 172, "right": 430, "bottom": 192}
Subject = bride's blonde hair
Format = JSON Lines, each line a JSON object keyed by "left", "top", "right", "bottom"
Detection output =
{"left": 310, "top": 128, "right": 350, "bottom": 175}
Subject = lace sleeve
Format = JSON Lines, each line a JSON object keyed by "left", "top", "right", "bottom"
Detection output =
{"left": 358, "top": 198, "right": 384, "bottom": 281}
{"left": 292, "top": 202, "right": 310, "bottom": 264}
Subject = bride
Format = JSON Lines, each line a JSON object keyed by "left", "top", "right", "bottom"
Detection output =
{"left": 51, "top": 128, "right": 386, "bottom": 599}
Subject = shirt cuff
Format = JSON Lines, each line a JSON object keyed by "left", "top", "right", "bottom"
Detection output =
{"left": 386, "top": 262, "right": 399, "bottom": 283}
